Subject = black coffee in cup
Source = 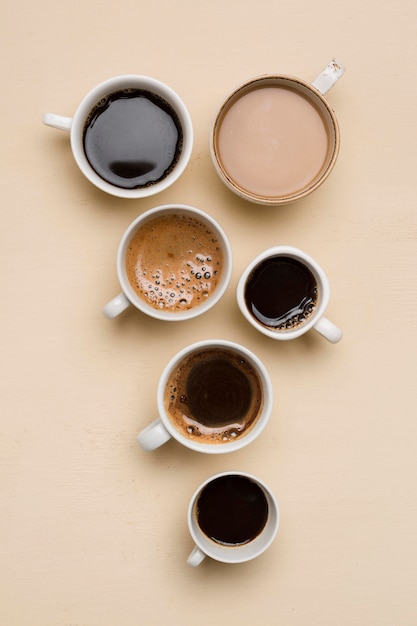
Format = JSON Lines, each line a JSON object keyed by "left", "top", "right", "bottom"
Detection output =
{"left": 83, "top": 89, "right": 183, "bottom": 189}
{"left": 195, "top": 474, "right": 269, "bottom": 545}
{"left": 244, "top": 255, "right": 318, "bottom": 330}
{"left": 164, "top": 347, "right": 263, "bottom": 444}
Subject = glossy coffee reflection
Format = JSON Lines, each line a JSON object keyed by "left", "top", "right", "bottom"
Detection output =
{"left": 83, "top": 88, "right": 183, "bottom": 189}
{"left": 43, "top": 74, "right": 193, "bottom": 199}
{"left": 137, "top": 339, "right": 272, "bottom": 454}
{"left": 237, "top": 246, "right": 343, "bottom": 343}
{"left": 164, "top": 346, "right": 263, "bottom": 444}
{"left": 244, "top": 255, "right": 318, "bottom": 331}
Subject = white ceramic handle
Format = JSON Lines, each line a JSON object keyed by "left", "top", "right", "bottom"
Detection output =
{"left": 187, "top": 545, "right": 207, "bottom": 567}
{"left": 137, "top": 418, "right": 172, "bottom": 451}
{"left": 102, "top": 293, "right": 131, "bottom": 319}
{"left": 312, "top": 59, "right": 345, "bottom": 95}
{"left": 42, "top": 113, "right": 73, "bottom": 132}
{"left": 313, "top": 316, "right": 343, "bottom": 343}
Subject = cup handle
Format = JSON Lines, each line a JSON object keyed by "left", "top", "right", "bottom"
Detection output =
{"left": 313, "top": 316, "right": 343, "bottom": 343}
{"left": 187, "top": 545, "right": 207, "bottom": 567}
{"left": 43, "top": 113, "right": 73, "bottom": 132}
{"left": 312, "top": 59, "right": 345, "bottom": 95}
{"left": 102, "top": 293, "right": 131, "bottom": 319}
{"left": 137, "top": 418, "right": 172, "bottom": 451}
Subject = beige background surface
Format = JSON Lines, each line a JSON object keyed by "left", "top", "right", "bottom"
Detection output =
{"left": 1, "top": 0, "right": 416, "bottom": 624}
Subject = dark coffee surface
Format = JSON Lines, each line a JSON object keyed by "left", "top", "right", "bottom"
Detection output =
{"left": 196, "top": 475, "right": 269, "bottom": 545}
{"left": 186, "top": 357, "right": 252, "bottom": 425}
{"left": 83, "top": 89, "right": 182, "bottom": 189}
{"left": 164, "top": 347, "right": 263, "bottom": 443}
{"left": 244, "top": 255, "right": 318, "bottom": 330}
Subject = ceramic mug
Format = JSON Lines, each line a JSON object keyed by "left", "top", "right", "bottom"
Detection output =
{"left": 137, "top": 339, "right": 273, "bottom": 454}
{"left": 237, "top": 245, "right": 342, "bottom": 343}
{"left": 103, "top": 204, "right": 232, "bottom": 321}
{"left": 210, "top": 59, "right": 345, "bottom": 205}
{"left": 43, "top": 75, "right": 193, "bottom": 198}
{"left": 187, "top": 471, "right": 279, "bottom": 566}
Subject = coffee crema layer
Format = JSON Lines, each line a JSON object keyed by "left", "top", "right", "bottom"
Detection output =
{"left": 195, "top": 475, "right": 269, "bottom": 546}
{"left": 216, "top": 85, "right": 330, "bottom": 198}
{"left": 83, "top": 89, "right": 183, "bottom": 189}
{"left": 164, "top": 347, "right": 263, "bottom": 443}
{"left": 244, "top": 255, "right": 318, "bottom": 331}
{"left": 125, "top": 213, "right": 223, "bottom": 312}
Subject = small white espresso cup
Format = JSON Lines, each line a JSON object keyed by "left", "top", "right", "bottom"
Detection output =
{"left": 237, "top": 246, "right": 342, "bottom": 343}
{"left": 187, "top": 471, "right": 279, "bottom": 566}
{"left": 43, "top": 75, "right": 193, "bottom": 198}
{"left": 103, "top": 204, "right": 232, "bottom": 321}
{"left": 137, "top": 339, "right": 273, "bottom": 454}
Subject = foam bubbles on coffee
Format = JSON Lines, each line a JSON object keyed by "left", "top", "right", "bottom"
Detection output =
{"left": 125, "top": 214, "right": 223, "bottom": 312}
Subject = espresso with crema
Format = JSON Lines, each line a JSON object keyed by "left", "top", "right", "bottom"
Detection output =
{"left": 216, "top": 85, "right": 330, "bottom": 198}
{"left": 164, "top": 347, "right": 263, "bottom": 444}
{"left": 125, "top": 213, "right": 224, "bottom": 312}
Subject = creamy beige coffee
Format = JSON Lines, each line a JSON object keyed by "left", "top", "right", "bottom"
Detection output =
{"left": 213, "top": 80, "right": 336, "bottom": 202}
{"left": 210, "top": 62, "right": 345, "bottom": 206}
{"left": 164, "top": 347, "right": 263, "bottom": 444}
{"left": 125, "top": 213, "right": 224, "bottom": 312}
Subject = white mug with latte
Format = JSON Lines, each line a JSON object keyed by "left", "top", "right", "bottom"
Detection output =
{"left": 137, "top": 339, "right": 273, "bottom": 454}
{"left": 210, "top": 59, "right": 345, "bottom": 205}
{"left": 43, "top": 75, "right": 193, "bottom": 199}
{"left": 103, "top": 204, "right": 232, "bottom": 321}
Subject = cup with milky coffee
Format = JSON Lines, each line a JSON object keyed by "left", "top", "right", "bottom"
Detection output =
{"left": 102, "top": 204, "right": 232, "bottom": 321}
{"left": 137, "top": 339, "right": 273, "bottom": 454}
{"left": 237, "top": 246, "right": 343, "bottom": 343}
{"left": 210, "top": 59, "right": 345, "bottom": 205}
{"left": 43, "top": 75, "right": 193, "bottom": 198}
{"left": 187, "top": 471, "right": 279, "bottom": 566}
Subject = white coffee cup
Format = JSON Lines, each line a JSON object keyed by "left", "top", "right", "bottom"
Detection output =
{"left": 43, "top": 75, "right": 193, "bottom": 199}
{"left": 187, "top": 471, "right": 279, "bottom": 566}
{"left": 103, "top": 204, "right": 232, "bottom": 321}
{"left": 137, "top": 339, "right": 273, "bottom": 454}
{"left": 210, "top": 59, "right": 345, "bottom": 205}
{"left": 237, "top": 245, "right": 342, "bottom": 343}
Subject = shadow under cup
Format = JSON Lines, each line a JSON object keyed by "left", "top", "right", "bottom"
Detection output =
{"left": 211, "top": 76, "right": 340, "bottom": 205}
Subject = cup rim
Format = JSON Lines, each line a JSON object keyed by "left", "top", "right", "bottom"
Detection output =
{"left": 210, "top": 73, "right": 340, "bottom": 205}
{"left": 187, "top": 470, "right": 280, "bottom": 563}
{"left": 116, "top": 204, "right": 232, "bottom": 322}
{"left": 156, "top": 339, "right": 273, "bottom": 454}
{"left": 236, "top": 245, "right": 330, "bottom": 340}
{"left": 69, "top": 74, "right": 193, "bottom": 199}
